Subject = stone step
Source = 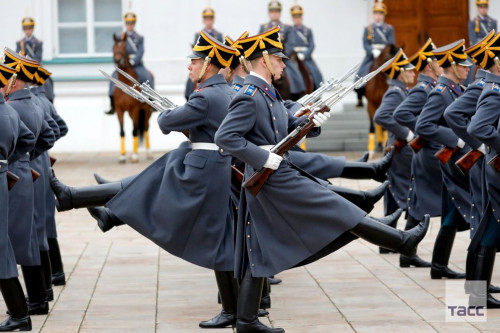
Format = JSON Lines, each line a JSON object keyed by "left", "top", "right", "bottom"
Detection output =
{"left": 306, "top": 138, "right": 368, "bottom": 152}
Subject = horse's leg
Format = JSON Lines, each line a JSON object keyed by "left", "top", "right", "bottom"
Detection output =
{"left": 144, "top": 108, "right": 153, "bottom": 160}
{"left": 367, "top": 102, "right": 376, "bottom": 156}
{"left": 130, "top": 108, "right": 139, "bottom": 163}
{"left": 117, "top": 108, "right": 126, "bottom": 164}
{"left": 375, "top": 124, "right": 385, "bottom": 152}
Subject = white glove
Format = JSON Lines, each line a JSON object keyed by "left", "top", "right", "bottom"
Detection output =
{"left": 297, "top": 52, "right": 305, "bottom": 61}
{"left": 406, "top": 130, "right": 415, "bottom": 142}
{"left": 372, "top": 48, "right": 381, "bottom": 58}
{"left": 312, "top": 112, "right": 331, "bottom": 127}
{"left": 129, "top": 54, "right": 136, "bottom": 66}
{"left": 478, "top": 144, "right": 487, "bottom": 155}
{"left": 457, "top": 138, "right": 466, "bottom": 148}
{"left": 263, "top": 152, "right": 283, "bottom": 170}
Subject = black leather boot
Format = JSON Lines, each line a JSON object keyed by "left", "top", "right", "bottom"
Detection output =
{"left": 94, "top": 173, "right": 112, "bottom": 185}
{"left": 489, "top": 285, "right": 500, "bottom": 293}
{"left": 328, "top": 181, "right": 389, "bottom": 213}
{"left": 0, "top": 278, "right": 32, "bottom": 332}
{"left": 260, "top": 278, "right": 271, "bottom": 310}
{"left": 105, "top": 96, "right": 115, "bottom": 115}
{"left": 378, "top": 205, "right": 400, "bottom": 254}
{"left": 21, "top": 266, "right": 49, "bottom": 315}
{"left": 340, "top": 148, "right": 393, "bottom": 183}
{"left": 430, "top": 226, "right": 465, "bottom": 279}
{"left": 236, "top": 270, "right": 284, "bottom": 333}
{"left": 399, "top": 215, "right": 431, "bottom": 268}
{"left": 87, "top": 207, "right": 124, "bottom": 233}
{"left": 48, "top": 238, "right": 65, "bottom": 286}
{"left": 356, "top": 152, "right": 370, "bottom": 163}
{"left": 200, "top": 271, "right": 238, "bottom": 328}
{"left": 268, "top": 276, "right": 282, "bottom": 285}
{"left": 350, "top": 214, "right": 429, "bottom": 256}
{"left": 40, "top": 251, "right": 53, "bottom": 302}
{"left": 469, "top": 246, "right": 500, "bottom": 308}
{"left": 50, "top": 170, "right": 122, "bottom": 212}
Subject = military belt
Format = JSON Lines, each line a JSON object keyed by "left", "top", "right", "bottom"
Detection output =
{"left": 191, "top": 142, "right": 219, "bottom": 151}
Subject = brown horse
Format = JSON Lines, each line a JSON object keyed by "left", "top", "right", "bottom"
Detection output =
{"left": 364, "top": 44, "right": 399, "bottom": 155}
{"left": 112, "top": 33, "right": 153, "bottom": 163}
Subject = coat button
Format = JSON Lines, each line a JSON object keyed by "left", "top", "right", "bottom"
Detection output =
{"left": 247, "top": 235, "right": 251, "bottom": 238}
{"left": 452, "top": 197, "right": 455, "bottom": 200}
{"left": 275, "top": 130, "right": 279, "bottom": 134}
{"left": 247, "top": 221, "right": 250, "bottom": 225}
{"left": 249, "top": 248, "right": 252, "bottom": 252}
{"left": 220, "top": 148, "right": 224, "bottom": 153}
{"left": 472, "top": 204, "right": 475, "bottom": 207}
{"left": 270, "top": 103, "right": 273, "bottom": 107}
{"left": 273, "top": 117, "right": 276, "bottom": 121}
{"left": 251, "top": 264, "right": 255, "bottom": 267}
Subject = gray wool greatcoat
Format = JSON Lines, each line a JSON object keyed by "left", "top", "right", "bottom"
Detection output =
{"left": 374, "top": 79, "right": 412, "bottom": 214}
{"left": 0, "top": 92, "right": 35, "bottom": 278}
{"left": 444, "top": 70, "right": 488, "bottom": 236}
{"left": 416, "top": 75, "right": 471, "bottom": 230}
{"left": 7, "top": 88, "right": 54, "bottom": 265}
{"left": 468, "top": 72, "right": 500, "bottom": 250}
{"left": 107, "top": 74, "right": 235, "bottom": 271}
{"left": 215, "top": 74, "right": 366, "bottom": 278}
{"left": 394, "top": 74, "right": 442, "bottom": 221}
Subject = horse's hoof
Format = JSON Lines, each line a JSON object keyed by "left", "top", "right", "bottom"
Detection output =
{"left": 130, "top": 154, "right": 139, "bottom": 163}
{"left": 119, "top": 156, "right": 126, "bottom": 164}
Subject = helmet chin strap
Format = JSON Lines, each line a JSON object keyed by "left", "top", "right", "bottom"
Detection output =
{"left": 262, "top": 50, "right": 276, "bottom": 80}
{"left": 451, "top": 62, "right": 462, "bottom": 81}
{"left": 240, "top": 56, "right": 250, "bottom": 74}
{"left": 198, "top": 56, "right": 211, "bottom": 83}
{"left": 400, "top": 68, "right": 409, "bottom": 84}
{"left": 494, "top": 57, "right": 500, "bottom": 71}
{"left": 427, "top": 58, "right": 440, "bottom": 77}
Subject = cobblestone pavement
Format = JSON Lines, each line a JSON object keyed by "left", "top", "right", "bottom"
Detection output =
{"left": 2, "top": 151, "right": 500, "bottom": 333}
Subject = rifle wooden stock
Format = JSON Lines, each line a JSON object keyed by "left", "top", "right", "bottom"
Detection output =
{"left": 7, "top": 171, "right": 19, "bottom": 191}
{"left": 386, "top": 139, "right": 406, "bottom": 154}
{"left": 243, "top": 105, "right": 331, "bottom": 196}
{"left": 49, "top": 156, "right": 57, "bottom": 167}
{"left": 488, "top": 154, "right": 500, "bottom": 173}
{"left": 434, "top": 146, "right": 459, "bottom": 165}
{"left": 455, "top": 149, "right": 484, "bottom": 175}
{"left": 408, "top": 136, "right": 426, "bottom": 153}
{"left": 31, "top": 169, "right": 40, "bottom": 182}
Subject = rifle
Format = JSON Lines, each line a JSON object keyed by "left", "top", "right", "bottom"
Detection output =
{"left": 455, "top": 149, "right": 484, "bottom": 175}
{"left": 434, "top": 146, "right": 459, "bottom": 165}
{"left": 488, "top": 154, "right": 500, "bottom": 173}
{"left": 49, "top": 156, "right": 57, "bottom": 167}
{"left": 242, "top": 55, "right": 397, "bottom": 196}
{"left": 31, "top": 169, "right": 40, "bottom": 182}
{"left": 408, "top": 136, "right": 426, "bottom": 153}
{"left": 385, "top": 138, "right": 406, "bottom": 154}
{"left": 7, "top": 171, "right": 19, "bottom": 191}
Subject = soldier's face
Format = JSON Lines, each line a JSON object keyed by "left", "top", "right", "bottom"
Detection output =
{"left": 457, "top": 65, "right": 470, "bottom": 80}
{"left": 292, "top": 15, "right": 302, "bottom": 26}
{"left": 270, "top": 55, "right": 286, "bottom": 79}
{"left": 373, "top": 12, "right": 384, "bottom": 23}
{"left": 478, "top": 5, "right": 488, "bottom": 16}
{"left": 269, "top": 10, "right": 281, "bottom": 22}
{"left": 188, "top": 58, "right": 204, "bottom": 83}
{"left": 23, "top": 27, "right": 33, "bottom": 38}
{"left": 402, "top": 70, "right": 416, "bottom": 83}
{"left": 203, "top": 18, "right": 214, "bottom": 30}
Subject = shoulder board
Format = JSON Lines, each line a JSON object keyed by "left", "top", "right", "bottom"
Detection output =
{"left": 195, "top": 87, "right": 207, "bottom": 93}
{"left": 492, "top": 83, "right": 500, "bottom": 93}
{"left": 243, "top": 85, "right": 257, "bottom": 97}
{"left": 392, "top": 86, "right": 402, "bottom": 93}
{"left": 232, "top": 84, "right": 243, "bottom": 92}
{"left": 477, "top": 79, "right": 486, "bottom": 88}
{"left": 418, "top": 82, "right": 430, "bottom": 90}
{"left": 435, "top": 83, "right": 447, "bottom": 93}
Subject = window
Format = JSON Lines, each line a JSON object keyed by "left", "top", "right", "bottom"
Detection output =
{"left": 56, "top": 0, "right": 123, "bottom": 56}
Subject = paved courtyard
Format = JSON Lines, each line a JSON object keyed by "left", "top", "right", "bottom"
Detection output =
{"left": 2, "top": 151, "right": 500, "bottom": 333}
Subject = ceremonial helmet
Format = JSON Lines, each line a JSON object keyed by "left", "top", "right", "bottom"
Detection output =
{"left": 472, "top": 31, "right": 500, "bottom": 70}
{"left": 3, "top": 47, "right": 39, "bottom": 82}
{"left": 290, "top": 5, "right": 303, "bottom": 16}
{"left": 408, "top": 38, "right": 437, "bottom": 72}
{"left": 123, "top": 12, "right": 136, "bottom": 23}
{"left": 268, "top": 1, "right": 282, "bottom": 12}
{"left": 225, "top": 31, "right": 250, "bottom": 71}
{"left": 476, "top": 0, "right": 489, "bottom": 6}
{"left": 0, "top": 63, "right": 17, "bottom": 88}
{"left": 34, "top": 66, "right": 52, "bottom": 85}
{"left": 373, "top": 0, "right": 387, "bottom": 15}
{"left": 189, "top": 30, "right": 236, "bottom": 82}
{"left": 380, "top": 48, "right": 415, "bottom": 79}
{"left": 202, "top": 8, "right": 215, "bottom": 18}
{"left": 433, "top": 39, "right": 472, "bottom": 68}
{"left": 21, "top": 17, "right": 35, "bottom": 29}
{"left": 465, "top": 29, "right": 495, "bottom": 64}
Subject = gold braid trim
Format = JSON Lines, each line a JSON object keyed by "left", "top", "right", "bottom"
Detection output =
{"left": 367, "top": 25, "right": 373, "bottom": 41}
{"left": 475, "top": 17, "right": 480, "bottom": 34}
{"left": 239, "top": 56, "right": 250, "bottom": 74}
{"left": 5, "top": 73, "right": 17, "bottom": 97}
{"left": 198, "top": 56, "right": 211, "bottom": 83}
{"left": 243, "top": 34, "right": 283, "bottom": 59}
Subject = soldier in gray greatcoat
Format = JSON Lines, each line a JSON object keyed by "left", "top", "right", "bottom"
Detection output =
{"left": 0, "top": 63, "right": 34, "bottom": 332}
{"left": 214, "top": 27, "right": 428, "bottom": 333}
{"left": 466, "top": 31, "right": 500, "bottom": 308}
{"left": 3, "top": 48, "right": 55, "bottom": 316}
{"left": 355, "top": 1, "right": 395, "bottom": 107}
{"left": 415, "top": 40, "right": 473, "bottom": 280}
{"left": 259, "top": 0, "right": 306, "bottom": 100}
{"left": 373, "top": 49, "right": 418, "bottom": 256}
{"left": 106, "top": 12, "right": 154, "bottom": 115}
{"left": 285, "top": 5, "right": 323, "bottom": 89}
{"left": 394, "top": 38, "right": 443, "bottom": 268}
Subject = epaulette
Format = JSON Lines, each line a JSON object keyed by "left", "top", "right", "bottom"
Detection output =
{"left": 492, "top": 83, "right": 500, "bottom": 93}
{"left": 477, "top": 78, "right": 486, "bottom": 88}
{"left": 418, "top": 82, "right": 430, "bottom": 90}
{"left": 243, "top": 85, "right": 257, "bottom": 97}
{"left": 435, "top": 83, "right": 447, "bottom": 93}
{"left": 232, "top": 84, "right": 242, "bottom": 92}
{"left": 392, "top": 86, "right": 402, "bottom": 93}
